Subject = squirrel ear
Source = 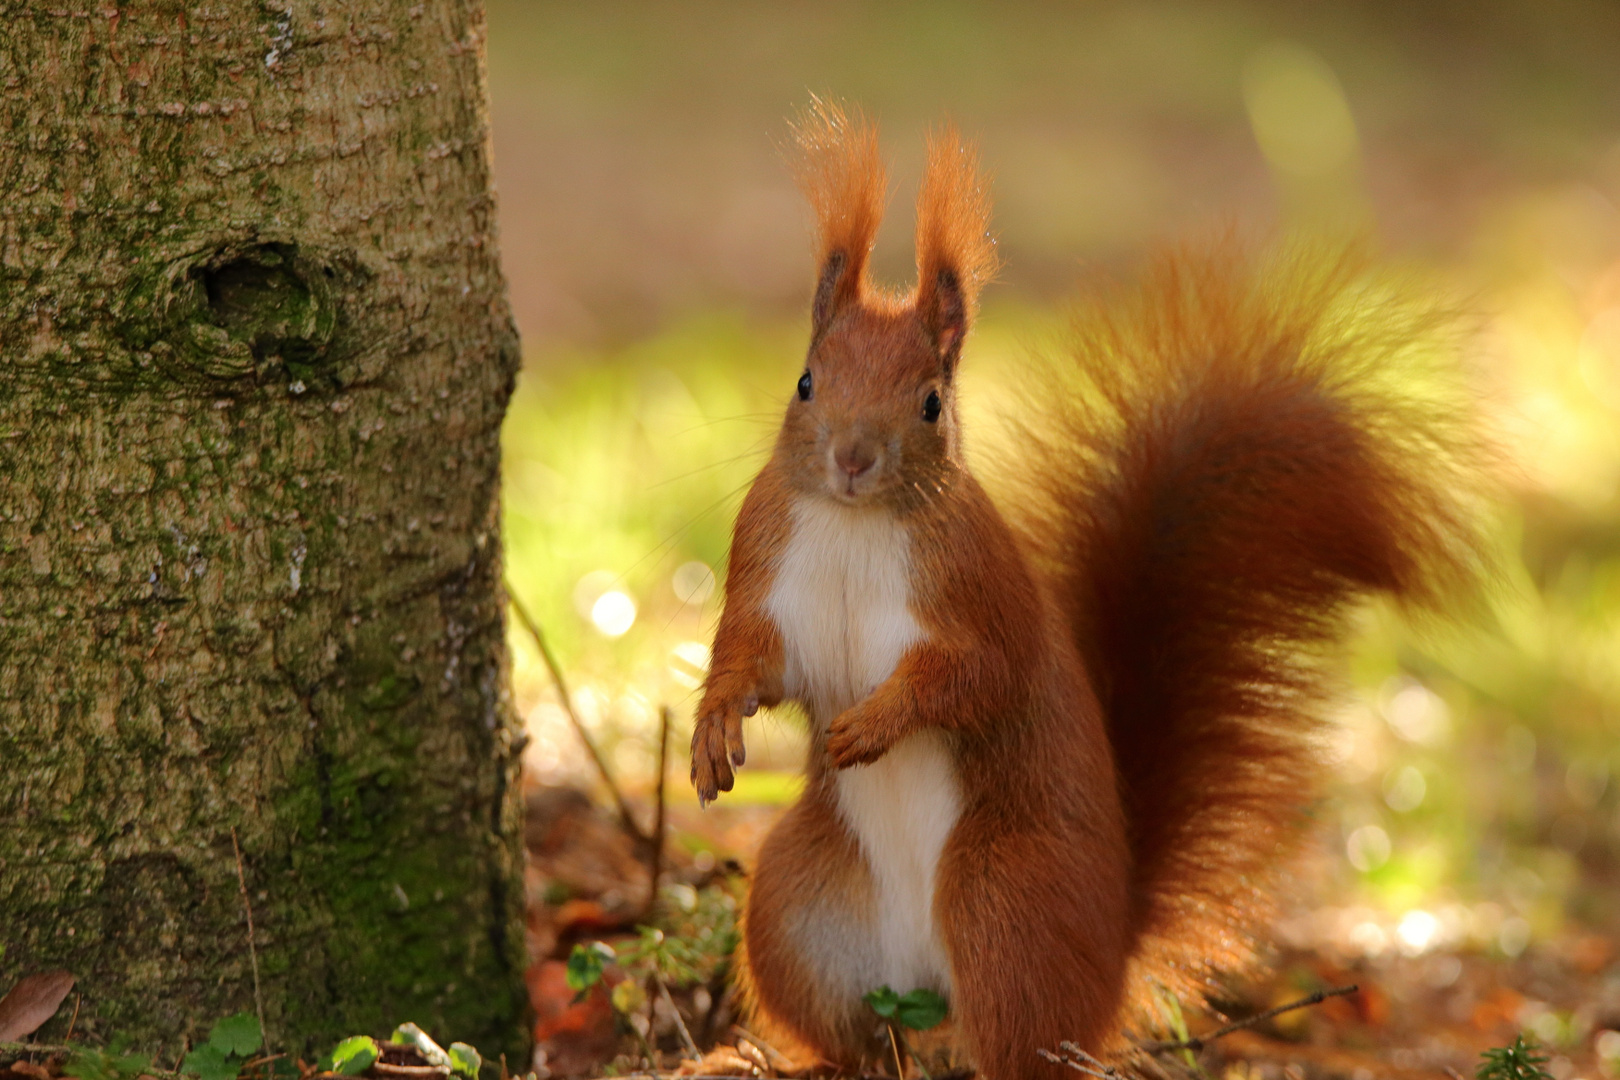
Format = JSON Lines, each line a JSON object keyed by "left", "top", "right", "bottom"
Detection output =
{"left": 920, "top": 266, "right": 969, "bottom": 377}
{"left": 915, "top": 123, "right": 997, "bottom": 376}
{"left": 789, "top": 97, "right": 888, "bottom": 342}
{"left": 810, "top": 249, "right": 855, "bottom": 338}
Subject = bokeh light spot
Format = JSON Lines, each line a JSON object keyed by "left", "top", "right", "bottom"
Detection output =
{"left": 673, "top": 560, "right": 717, "bottom": 605}
{"left": 1347, "top": 824, "right": 1391, "bottom": 872}
{"left": 1243, "top": 42, "right": 1359, "bottom": 177}
{"left": 1396, "top": 909, "right": 1439, "bottom": 955}
{"left": 591, "top": 590, "right": 637, "bottom": 637}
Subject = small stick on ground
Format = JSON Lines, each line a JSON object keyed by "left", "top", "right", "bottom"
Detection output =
{"left": 645, "top": 705, "right": 671, "bottom": 915}
{"left": 629, "top": 1019, "right": 661, "bottom": 1075}
{"left": 231, "top": 827, "right": 268, "bottom": 1049}
{"left": 0, "top": 1042, "right": 76, "bottom": 1059}
{"left": 653, "top": 973, "right": 701, "bottom": 1061}
{"left": 1139, "top": 985, "right": 1359, "bottom": 1055}
{"left": 64, "top": 992, "right": 80, "bottom": 1043}
{"left": 508, "top": 586, "right": 650, "bottom": 845}
{"left": 887, "top": 1024, "right": 907, "bottom": 1080}
{"left": 1039, "top": 1049, "right": 1115, "bottom": 1080}
{"left": 1038, "top": 1042, "right": 1123, "bottom": 1080}
{"left": 887, "top": 1025, "right": 931, "bottom": 1080}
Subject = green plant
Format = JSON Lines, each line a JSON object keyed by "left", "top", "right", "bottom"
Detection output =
{"left": 316, "top": 1026, "right": 481, "bottom": 1079}
{"left": 566, "top": 941, "right": 617, "bottom": 994}
{"left": 1141, "top": 987, "right": 1216, "bottom": 1080}
{"left": 62, "top": 1038, "right": 154, "bottom": 1080}
{"left": 863, "top": 987, "right": 947, "bottom": 1033}
{"left": 320, "top": 1036, "right": 380, "bottom": 1076}
{"left": 181, "top": 1013, "right": 262, "bottom": 1080}
{"left": 566, "top": 882, "right": 741, "bottom": 998}
{"left": 864, "top": 985, "right": 947, "bottom": 1080}
{"left": 1478, "top": 1035, "right": 1553, "bottom": 1080}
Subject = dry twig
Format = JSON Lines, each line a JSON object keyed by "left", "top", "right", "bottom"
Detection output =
{"left": 0, "top": 1041, "right": 75, "bottom": 1059}
{"left": 1039, "top": 1043, "right": 1123, "bottom": 1080}
{"left": 508, "top": 586, "right": 650, "bottom": 844}
{"left": 887, "top": 1024, "right": 908, "bottom": 1080}
{"left": 1138, "top": 985, "right": 1359, "bottom": 1055}
{"left": 653, "top": 973, "right": 702, "bottom": 1062}
{"left": 646, "top": 705, "right": 672, "bottom": 915}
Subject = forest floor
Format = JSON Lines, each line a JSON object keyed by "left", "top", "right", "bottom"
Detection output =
{"left": 520, "top": 782, "right": 1620, "bottom": 1080}
{"left": 3, "top": 779, "right": 1614, "bottom": 1080}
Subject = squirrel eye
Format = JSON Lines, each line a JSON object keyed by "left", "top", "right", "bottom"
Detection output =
{"left": 922, "top": 389, "right": 942, "bottom": 423}
{"left": 797, "top": 370, "right": 813, "bottom": 401}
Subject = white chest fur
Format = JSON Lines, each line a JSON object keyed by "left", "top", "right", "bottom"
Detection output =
{"left": 765, "top": 497, "right": 962, "bottom": 995}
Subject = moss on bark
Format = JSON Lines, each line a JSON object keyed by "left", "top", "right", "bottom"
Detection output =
{"left": 0, "top": 0, "right": 528, "bottom": 1061}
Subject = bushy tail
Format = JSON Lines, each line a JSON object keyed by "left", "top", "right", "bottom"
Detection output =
{"left": 1006, "top": 243, "right": 1490, "bottom": 1016}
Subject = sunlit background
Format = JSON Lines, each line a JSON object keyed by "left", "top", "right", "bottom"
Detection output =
{"left": 488, "top": 0, "right": 1620, "bottom": 998}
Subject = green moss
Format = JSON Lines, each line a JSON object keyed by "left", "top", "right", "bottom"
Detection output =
{"left": 360, "top": 674, "right": 420, "bottom": 714}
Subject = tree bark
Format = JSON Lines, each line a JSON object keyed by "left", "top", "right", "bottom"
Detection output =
{"left": 0, "top": 0, "right": 527, "bottom": 1060}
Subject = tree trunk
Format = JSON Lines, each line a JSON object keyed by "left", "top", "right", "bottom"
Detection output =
{"left": 0, "top": 0, "right": 527, "bottom": 1060}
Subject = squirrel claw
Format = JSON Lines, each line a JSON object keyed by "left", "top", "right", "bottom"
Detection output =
{"left": 825, "top": 720, "right": 887, "bottom": 770}
{"left": 691, "top": 697, "right": 751, "bottom": 803}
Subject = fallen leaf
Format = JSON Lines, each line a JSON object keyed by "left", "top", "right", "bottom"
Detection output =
{"left": 0, "top": 971, "right": 75, "bottom": 1040}
{"left": 553, "top": 899, "right": 618, "bottom": 936}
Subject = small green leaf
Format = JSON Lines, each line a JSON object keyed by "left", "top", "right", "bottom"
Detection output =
{"left": 611, "top": 981, "right": 648, "bottom": 1016}
{"left": 209, "top": 1012, "right": 263, "bottom": 1057}
{"left": 895, "top": 988, "right": 947, "bottom": 1031}
{"left": 565, "top": 941, "right": 615, "bottom": 993}
{"left": 63, "top": 1049, "right": 132, "bottom": 1080}
{"left": 862, "top": 985, "right": 901, "bottom": 1019}
{"left": 183, "top": 1044, "right": 240, "bottom": 1080}
{"left": 448, "top": 1043, "right": 482, "bottom": 1078}
{"left": 326, "top": 1035, "right": 380, "bottom": 1076}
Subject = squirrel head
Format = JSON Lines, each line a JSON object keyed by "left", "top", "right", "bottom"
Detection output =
{"left": 775, "top": 99, "right": 998, "bottom": 511}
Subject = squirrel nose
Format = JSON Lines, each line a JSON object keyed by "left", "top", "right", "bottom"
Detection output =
{"left": 834, "top": 441, "right": 876, "bottom": 478}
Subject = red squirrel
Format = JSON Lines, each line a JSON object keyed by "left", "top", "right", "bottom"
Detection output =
{"left": 689, "top": 100, "right": 1484, "bottom": 1079}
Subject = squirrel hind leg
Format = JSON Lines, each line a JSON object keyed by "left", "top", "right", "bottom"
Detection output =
{"left": 739, "top": 785, "right": 887, "bottom": 1068}
{"left": 938, "top": 816, "right": 1134, "bottom": 1079}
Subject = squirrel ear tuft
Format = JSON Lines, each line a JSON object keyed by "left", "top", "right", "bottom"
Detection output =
{"left": 789, "top": 96, "right": 888, "bottom": 342}
{"left": 915, "top": 124, "right": 997, "bottom": 375}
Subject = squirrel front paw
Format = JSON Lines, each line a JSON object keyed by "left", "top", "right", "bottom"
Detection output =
{"left": 689, "top": 691, "right": 756, "bottom": 807}
{"left": 825, "top": 702, "right": 893, "bottom": 769}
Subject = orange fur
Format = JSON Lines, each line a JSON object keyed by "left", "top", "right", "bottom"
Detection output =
{"left": 691, "top": 107, "right": 1487, "bottom": 1080}
{"left": 788, "top": 97, "right": 888, "bottom": 317}
{"left": 915, "top": 123, "right": 998, "bottom": 352}
{"left": 1005, "top": 244, "right": 1489, "bottom": 1020}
